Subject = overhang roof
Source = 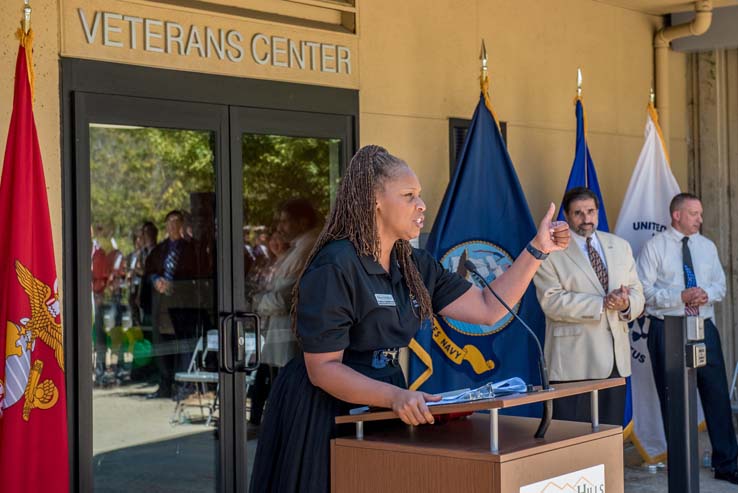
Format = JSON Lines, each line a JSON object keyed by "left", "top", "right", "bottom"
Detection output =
{"left": 599, "top": 0, "right": 737, "bottom": 15}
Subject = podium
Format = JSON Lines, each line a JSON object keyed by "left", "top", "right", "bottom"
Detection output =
{"left": 332, "top": 378, "right": 625, "bottom": 493}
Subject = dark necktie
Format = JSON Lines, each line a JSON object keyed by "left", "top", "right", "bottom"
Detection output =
{"left": 586, "top": 236, "right": 608, "bottom": 293}
{"left": 163, "top": 240, "right": 182, "bottom": 282}
{"left": 682, "top": 236, "right": 699, "bottom": 316}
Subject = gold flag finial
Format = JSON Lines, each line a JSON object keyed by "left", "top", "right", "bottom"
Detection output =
{"left": 23, "top": 1, "right": 31, "bottom": 34}
{"left": 478, "top": 40, "right": 500, "bottom": 132}
{"left": 577, "top": 67, "right": 583, "bottom": 98}
{"left": 480, "top": 40, "right": 488, "bottom": 81}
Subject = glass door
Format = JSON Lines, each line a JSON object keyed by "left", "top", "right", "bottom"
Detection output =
{"left": 228, "top": 107, "right": 354, "bottom": 490}
{"left": 70, "top": 91, "right": 355, "bottom": 493}
{"left": 72, "top": 93, "right": 239, "bottom": 493}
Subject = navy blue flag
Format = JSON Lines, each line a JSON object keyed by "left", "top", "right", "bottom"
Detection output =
{"left": 556, "top": 96, "right": 633, "bottom": 430}
{"left": 407, "top": 92, "right": 545, "bottom": 417}
{"left": 556, "top": 97, "right": 609, "bottom": 231}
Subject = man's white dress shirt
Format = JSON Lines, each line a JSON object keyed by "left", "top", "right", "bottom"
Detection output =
{"left": 637, "top": 226, "right": 725, "bottom": 320}
{"left": 572, "top": 231, "right": 608, "bottom": 269}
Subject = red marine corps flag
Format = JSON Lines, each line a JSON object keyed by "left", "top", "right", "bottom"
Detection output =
{"left": 0, "top": 25, "right": 69, "bottom": 493}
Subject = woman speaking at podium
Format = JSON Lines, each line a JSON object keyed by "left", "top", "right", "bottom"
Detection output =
{"left": 250, "top": 145, "right": 569, "bottom": 493}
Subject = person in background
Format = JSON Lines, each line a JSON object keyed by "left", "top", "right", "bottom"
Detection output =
{"left": 107, "top": 237, "right": 126, "bottom": 329}
{"left": 128, "top": 223, "right": 159, "bottom": 324}
{"left": 533, "top": 187, "right": 644, "bottom": 425}
{"left": 248, "top": 229, "right": 291, "bottom": 427}
{"left": 250, "top": 200, "right": 321, "bottom": 424}
{"left": 137, "top": 221, "right": 159, "bottom": 331}
{"left": 91, "top": 225, "right": 112, "bottom": 387}
{"left": 638, "top": 192, "right": 738, "bottom": 485}
{"left": 127, "top": 230, "right": 145, "bottom": 328}
{"left": 144, "top": 211, "right": 198, "bottom": 399}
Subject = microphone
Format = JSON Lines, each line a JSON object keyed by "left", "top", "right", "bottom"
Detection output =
{"left": 464, "top": 259, "right": 552, "bottom": 438}
{"left": 464, "top": 260, "right": 549, "bottom": 390}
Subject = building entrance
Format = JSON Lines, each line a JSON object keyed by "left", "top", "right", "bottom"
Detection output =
{"left": 62, "top": 60, "right": 356, "bottom": 492}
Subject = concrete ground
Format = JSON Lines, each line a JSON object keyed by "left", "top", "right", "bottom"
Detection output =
{"left": 93, "top": 385, "right": 737, "bottom": 492}
{"left": 624, "top": 433, "right": 738, "bottom": 492}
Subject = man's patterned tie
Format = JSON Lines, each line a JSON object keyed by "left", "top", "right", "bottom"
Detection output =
{"left": 163, "top": 239, "right": 182, "bottom": 282}
{"left": 682, "top": 236, "right": 699, "bottom": 316}
{"left": 586, "top": 236, "right": 608, "bottom": 293}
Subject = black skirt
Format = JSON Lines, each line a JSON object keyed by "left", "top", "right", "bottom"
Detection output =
{"left": 249, "top": 353, "right": 406, "bottom": 493}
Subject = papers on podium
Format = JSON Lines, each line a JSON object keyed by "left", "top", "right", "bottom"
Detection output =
{"left": 427, "top": 377, "right": 528, "bottom": 406}
{"left": 348, "top": 377, "right": 528, "bottom": 415}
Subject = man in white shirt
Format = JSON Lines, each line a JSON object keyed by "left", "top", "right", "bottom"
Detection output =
{"left": 637, "top": 192, "right": 738, "bottom": 484}
{"left": 534, "top": 187, "right": 644, "bottom": 425}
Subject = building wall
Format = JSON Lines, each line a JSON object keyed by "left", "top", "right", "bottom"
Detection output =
{"left": 688, "top": 48, "right": 738, "bottom": 380}
{"left": 0, "top": 0, "right": 690, "bottom": 287}
{"left": 359, "top": 0, "right": 689, "bottom": 230}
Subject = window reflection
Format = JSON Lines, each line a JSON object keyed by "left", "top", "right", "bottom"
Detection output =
{"left": 242, "top": 135, "right": 338, "bottom": 437}
{"left": 89, "top": 125, "right": 218, "bottom": 493}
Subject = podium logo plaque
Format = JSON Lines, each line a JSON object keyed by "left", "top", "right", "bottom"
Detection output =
{"left": 520, "top": 464, "right": 605, "bottom": 493}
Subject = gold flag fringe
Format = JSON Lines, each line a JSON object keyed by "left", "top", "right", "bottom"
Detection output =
{"left": 647, "top": 102, "right": 672, "bottom": 166}
{"left": 480, "top": 74, "right": 501, "bottom": 133}
{"left": 15, "top": 25, "right": 35, "bottom": 101}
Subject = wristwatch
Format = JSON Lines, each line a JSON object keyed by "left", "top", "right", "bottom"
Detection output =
{"left": 526, "top": 242, "right": 549, "bottom": 260}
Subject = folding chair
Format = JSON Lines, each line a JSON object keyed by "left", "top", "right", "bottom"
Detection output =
{"left": 172, "top": 330, "right": 219, "bottom": 425}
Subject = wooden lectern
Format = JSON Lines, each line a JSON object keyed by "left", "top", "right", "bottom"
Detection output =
{"left": 332, "top": 378, "right": 625, "bottom": 493}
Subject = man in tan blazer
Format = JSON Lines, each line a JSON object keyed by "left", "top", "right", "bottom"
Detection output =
{"left": 533, "top": 187, "right": 644, "bottom": 425}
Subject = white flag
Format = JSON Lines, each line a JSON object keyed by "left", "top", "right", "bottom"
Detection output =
{"left": 615, "top": 104, "right": 704, "bottom": 463}
{"left": 614, "top": 105, "right": 679, "bottom": 258}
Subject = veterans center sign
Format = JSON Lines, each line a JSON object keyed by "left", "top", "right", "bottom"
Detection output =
{"left": 62, "top": 0, "right": 358, "bottom": 89}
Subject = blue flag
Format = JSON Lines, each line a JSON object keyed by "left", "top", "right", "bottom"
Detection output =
{"left": 556, "top": 96, "right": 632, "bottom": 430}
{"left": 556, "top": 98, "right": 609, "bottom": 231}
{"left": 408, "top": 93, "right": 545, "bottom": 417}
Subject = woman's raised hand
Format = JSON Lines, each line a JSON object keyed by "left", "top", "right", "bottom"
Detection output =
{"left": 532, "top": 202, "right": 570, "bottom": 254}
{"left": 391, "top": 389, "right": 441, "bottom": 426}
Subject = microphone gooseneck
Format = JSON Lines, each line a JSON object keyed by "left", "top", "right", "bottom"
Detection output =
{"left": 463, "top": 259, "right": 552, "bottom": 439}
{"left": 463, "top": 260, "right": 549, "bottom": 390}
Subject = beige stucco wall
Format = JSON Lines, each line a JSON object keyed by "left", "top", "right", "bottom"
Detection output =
{"left": 359, "top": 0, "right": 690, "bottom": 232}
{"left": 0, "top": 0, "right": 690, "bottom": 281}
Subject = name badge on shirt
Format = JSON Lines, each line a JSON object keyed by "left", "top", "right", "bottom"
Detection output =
{"left": 375, "top": 293, "right": 396, "bottom": 307}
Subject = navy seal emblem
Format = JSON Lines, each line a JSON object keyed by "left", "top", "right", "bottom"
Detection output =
{"left": 439, "top": 240, "right": 519, "bottom": 335}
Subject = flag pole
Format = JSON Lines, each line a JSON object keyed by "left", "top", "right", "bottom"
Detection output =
{"left": 18, "top": 0, "right": 35, "bottom": 100}
{"left": 577, "top": 67, "right": 589, "bottom": 187}
{"left": 23, "top": 0, "right": 31, "bottom": 34}
{"left": 480, "top": 39, "right": 488, "bottom": 83}
{"left": 479, "top": 39, "right": 490, "bottom": 99}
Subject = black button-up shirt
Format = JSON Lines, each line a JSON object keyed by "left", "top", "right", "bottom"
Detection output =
{"left": 297, "top": 239, "right": 472, "bottom": 353}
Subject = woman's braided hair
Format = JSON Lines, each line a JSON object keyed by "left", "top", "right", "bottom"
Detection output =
{"left": 291, "top": 145, "right": 433, "bottom": 330}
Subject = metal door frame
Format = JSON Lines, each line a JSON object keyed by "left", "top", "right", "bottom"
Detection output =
{"left": 61, "top": 58, "right": 358, "bottom": 492}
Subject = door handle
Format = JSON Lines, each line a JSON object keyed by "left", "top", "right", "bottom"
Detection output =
{"left": 219, "top": 312, "right": 236, "bottom": 373}
{"left": 233, "top": 311, "right": 260, "bottom": 372}
{"left": 219, "top": 311, "right": 260, "bottom": 373}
